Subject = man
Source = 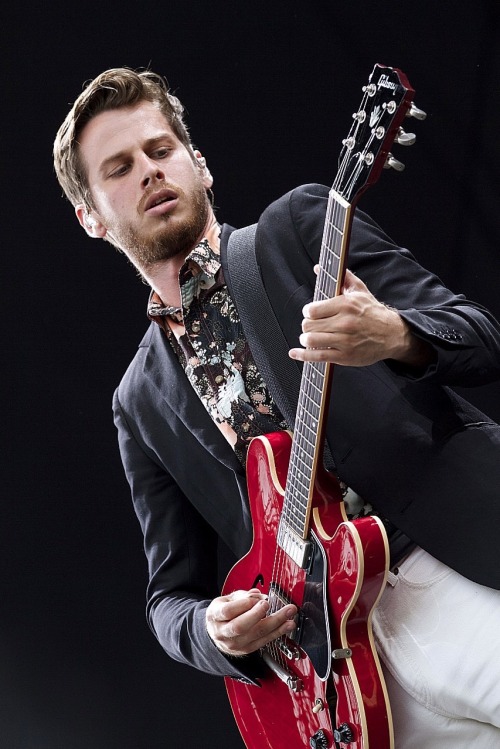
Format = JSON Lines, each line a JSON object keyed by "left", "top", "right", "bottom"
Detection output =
{"left": 54, "top": 67, "right": 500, "bottom": 747}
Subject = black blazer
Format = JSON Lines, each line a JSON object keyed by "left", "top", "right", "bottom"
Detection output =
{"left": 113, "top": 184, "right": 500, "bottom": 678}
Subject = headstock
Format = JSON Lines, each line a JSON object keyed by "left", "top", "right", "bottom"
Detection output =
{"left": 333, "top": 64, "right": 426, "bottom": 204}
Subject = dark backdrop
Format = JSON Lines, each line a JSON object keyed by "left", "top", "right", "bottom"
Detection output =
{"left": 3, "top": 2, "right": 500, "bottom": 747}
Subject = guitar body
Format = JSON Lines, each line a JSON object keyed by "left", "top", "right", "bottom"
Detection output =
{"left": 223, "top": 432, "right": 394, "bottom": 749}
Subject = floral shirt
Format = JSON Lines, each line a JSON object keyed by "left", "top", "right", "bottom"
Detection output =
{"left": 148, "top": 231, "right": 289, "bottom": 464}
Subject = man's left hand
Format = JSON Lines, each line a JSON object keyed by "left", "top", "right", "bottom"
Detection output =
{"left": 289, "top": 269, "right": 432, "bottom": 368}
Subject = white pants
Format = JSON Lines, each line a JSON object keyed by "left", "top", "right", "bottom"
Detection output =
{"left": 372, "top": 547, "right": 500, "bottom": 748}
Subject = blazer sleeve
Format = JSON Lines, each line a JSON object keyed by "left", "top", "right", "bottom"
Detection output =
{"left": 261, "top": 183, "right": 500, "bottom": 387}
{"left": 112, "top": 387, "right": 260, "bottom": 683}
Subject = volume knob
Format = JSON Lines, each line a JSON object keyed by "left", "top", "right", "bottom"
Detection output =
{"left": 333, "top": 723, "right": 354, "bottom": 744}
{"left": 309, "top": 729, "right": 329, "bottom": 748}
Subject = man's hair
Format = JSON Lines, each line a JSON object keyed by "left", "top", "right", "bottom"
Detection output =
{"left": 53, "top": 67, "right": 192, "bottom": 209}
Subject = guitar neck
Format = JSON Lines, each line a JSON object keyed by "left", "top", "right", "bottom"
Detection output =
{"left": 279, "top": 191, "right": 353, "bottom": 547}
{"left": 277, "top": 63, "right": 423, "bottom": 557}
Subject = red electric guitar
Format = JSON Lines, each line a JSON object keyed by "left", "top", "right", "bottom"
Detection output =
{"left": 222, "top": 65, "right": 426, "bottom": 749}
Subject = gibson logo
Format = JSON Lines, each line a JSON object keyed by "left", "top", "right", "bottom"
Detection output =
{"left": 377, "top": 74, "right": 397, "bottom": 91}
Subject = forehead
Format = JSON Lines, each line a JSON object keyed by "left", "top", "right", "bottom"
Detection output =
{"left": 78, "top": 101, "right": 179, "bottom": 174}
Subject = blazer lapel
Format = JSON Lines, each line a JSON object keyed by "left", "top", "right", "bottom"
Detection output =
{"left": 141, "top": 322, "right": 244, "bottom": 475}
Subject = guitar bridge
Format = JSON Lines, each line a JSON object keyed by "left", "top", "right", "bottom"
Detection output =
{"left": 261, "top": 649, "right": 303, "bottom": 692}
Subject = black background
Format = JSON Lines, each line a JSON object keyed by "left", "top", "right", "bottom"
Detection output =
{"left": 3, "top": 2, "right": 500, "bottom": 747}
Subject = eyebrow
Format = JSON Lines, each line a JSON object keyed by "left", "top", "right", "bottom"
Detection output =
{"left": 97, "top": 134, "right": 176, "bottom": 177}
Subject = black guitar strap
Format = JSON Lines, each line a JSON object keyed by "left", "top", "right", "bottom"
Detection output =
{"left": 225, "top": 224, "right": 301, "bottom": 432}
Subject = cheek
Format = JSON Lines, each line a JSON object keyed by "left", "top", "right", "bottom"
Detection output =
{"left": 96, "top": 187, "right": 133, "bottom": 225}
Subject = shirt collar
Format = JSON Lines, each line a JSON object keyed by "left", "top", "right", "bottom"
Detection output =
{"left": 148, "top": 223, "right": 221, "bottom": 321}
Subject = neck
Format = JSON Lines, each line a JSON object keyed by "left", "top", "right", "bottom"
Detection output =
{"left": 139, "top": 208, "right": 218, "bottom": 306}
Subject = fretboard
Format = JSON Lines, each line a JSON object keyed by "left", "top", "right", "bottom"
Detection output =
{"left": 278, "top": 191, "right": 352, "bottom": 550}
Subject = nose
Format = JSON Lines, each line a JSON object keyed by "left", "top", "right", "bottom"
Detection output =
{"left": 140, "top": 154, "right": 166, "bottom": 188}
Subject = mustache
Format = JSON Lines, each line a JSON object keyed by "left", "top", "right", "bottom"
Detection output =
{"left": 138, "top": 181, "right": 184, "bottom": 213}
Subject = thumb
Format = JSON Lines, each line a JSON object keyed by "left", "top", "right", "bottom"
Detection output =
{"left": 342, "top": 269, "right": 367, "bottom": 294}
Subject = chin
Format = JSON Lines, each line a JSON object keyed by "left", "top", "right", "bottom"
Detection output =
{"left": 134, "top": 219, "right": 206, "bottom": 266}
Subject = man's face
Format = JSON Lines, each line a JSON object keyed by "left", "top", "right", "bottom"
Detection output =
{"left": 76, "top": 101, "right": 211, "bottom": 267}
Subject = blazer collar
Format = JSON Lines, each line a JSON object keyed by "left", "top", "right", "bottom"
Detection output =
{"left": 140, "top": 322, "right": 245, "bottom": 476}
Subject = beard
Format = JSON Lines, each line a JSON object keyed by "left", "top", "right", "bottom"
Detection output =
{"left": 109, "top": 179, "right": 210, "bottom": 269}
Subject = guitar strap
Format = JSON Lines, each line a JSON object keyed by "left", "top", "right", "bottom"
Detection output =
{"left": 225, "top": 224, "right": 336, "bottom": 472}
{"left": 225, "top": 224, "right": 300, "bottom": 429}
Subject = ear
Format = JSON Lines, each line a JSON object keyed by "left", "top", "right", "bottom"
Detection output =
{"left": 75, "top": 204, "right": 108, "bottom": 239}
{"left": 193, "top": 149, "right": 213, "bottom": 189}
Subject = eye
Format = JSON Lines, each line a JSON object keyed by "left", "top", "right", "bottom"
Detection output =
{"left": 109, "top": 164, "right": 130, "bottom": 178}
{"left": 152, "top": 146, "right": 170, "bottom": 159}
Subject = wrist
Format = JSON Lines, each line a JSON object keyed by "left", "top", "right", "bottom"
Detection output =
{"left": 385, "top": 307, "right": 434, "bottom": 368}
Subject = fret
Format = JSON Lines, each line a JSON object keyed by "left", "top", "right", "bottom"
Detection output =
{"left": 296, "top": 456, "right": 311, "bottom": 476}
{"left": 323, "top": 220, "right": 344, "bottom": 237}
{"left": 292, "top": 419, "right": 317, "bottom": 448}
{"left": 318, "top": 266, "right": 339, "bottom": 285}
{"left": 297, "top": 421, "right": 319, "bottom": 443}
{"left": 284, "top": 515, "right": 307, "bottom": 537}
{"left": 284, "top": 516, "right": 305, "bottom": 535}
{"left": 298, "top": 397, "right": 321, "bottom": 414}
{"left": 309, "top": 361, "right": 327, "bottom": 378}
{"left": 290, "top": 446, "right": 314, "bottom": 474}
{"left": 304, "top": 379, "right": 322, "bottom": 396}
{"left": 286, "top": 496, "right": 307, "bottom": 518}
{"left": 287, "top": 468, "right": 311, "bottom": 497}
{"left": 297, "top": 398, "right": 320, "bottom": 420}
{"left": 320, "top": 241, "right": 342, "bottom": 256}
{"left": 292, "top": 432, "right": 316, "bottom": 453}
{"left": 300, "top": 388, "right": 321, "bottom": 410}
{"left": 303, "top": 372, "right": 324, "bottom": 392}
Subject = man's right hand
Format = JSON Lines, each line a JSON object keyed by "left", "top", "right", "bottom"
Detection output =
{"left": 206, "top": 588, "right": 297, "bottom": 657}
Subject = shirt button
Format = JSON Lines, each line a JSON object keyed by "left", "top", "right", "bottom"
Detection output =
{"left": 191, "top": 322, "right": 201, "bottom": 333}
{"left": 214, "top": 375, "right": 224, "bottom": 384}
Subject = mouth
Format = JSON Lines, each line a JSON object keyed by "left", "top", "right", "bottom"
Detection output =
{"left": 144, "top": 189, "right": 179, "bottom": 215}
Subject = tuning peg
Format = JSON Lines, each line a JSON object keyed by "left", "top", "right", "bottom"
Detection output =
{"left": 384, "top": 154, "right": 405, "bottom": 171}
{"left": 407, "top": 102, "right": 427, "bottom": 120}
{"left": 396, "top": 128, "right": 416, "bottom": 146}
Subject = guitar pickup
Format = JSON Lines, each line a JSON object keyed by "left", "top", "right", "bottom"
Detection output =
{"left": 268, "top": 583, "right": 304, "bottom": 656}
{"left": 277, "top": 523, "right": 313, "bottom": 569}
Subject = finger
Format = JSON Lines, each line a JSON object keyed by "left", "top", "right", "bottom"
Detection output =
{"left": 299, "top": 330, "right": 342, "bottom": 348}
{"left": 235, "top": 601, "right": 297, "bottom": 633}
{"left": 214, "top": 591, "right": 267, "bottom": 623}
{"left": 223, "top": 603, "right": 297, "bottom": 647}
{"left": 342, "top": 269, "right": 367, "bottom": 293}
{"left": 230, "top": 588, "right": 267, "bottom": 601}
{"left": 302, "top": 293, "right": 345, "bottom": 321}
{"left": 289, "top": 346, "right": 341, "bottom": 363}
{"left": 242, "top": 606, "right": 298, "bottom": 651}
